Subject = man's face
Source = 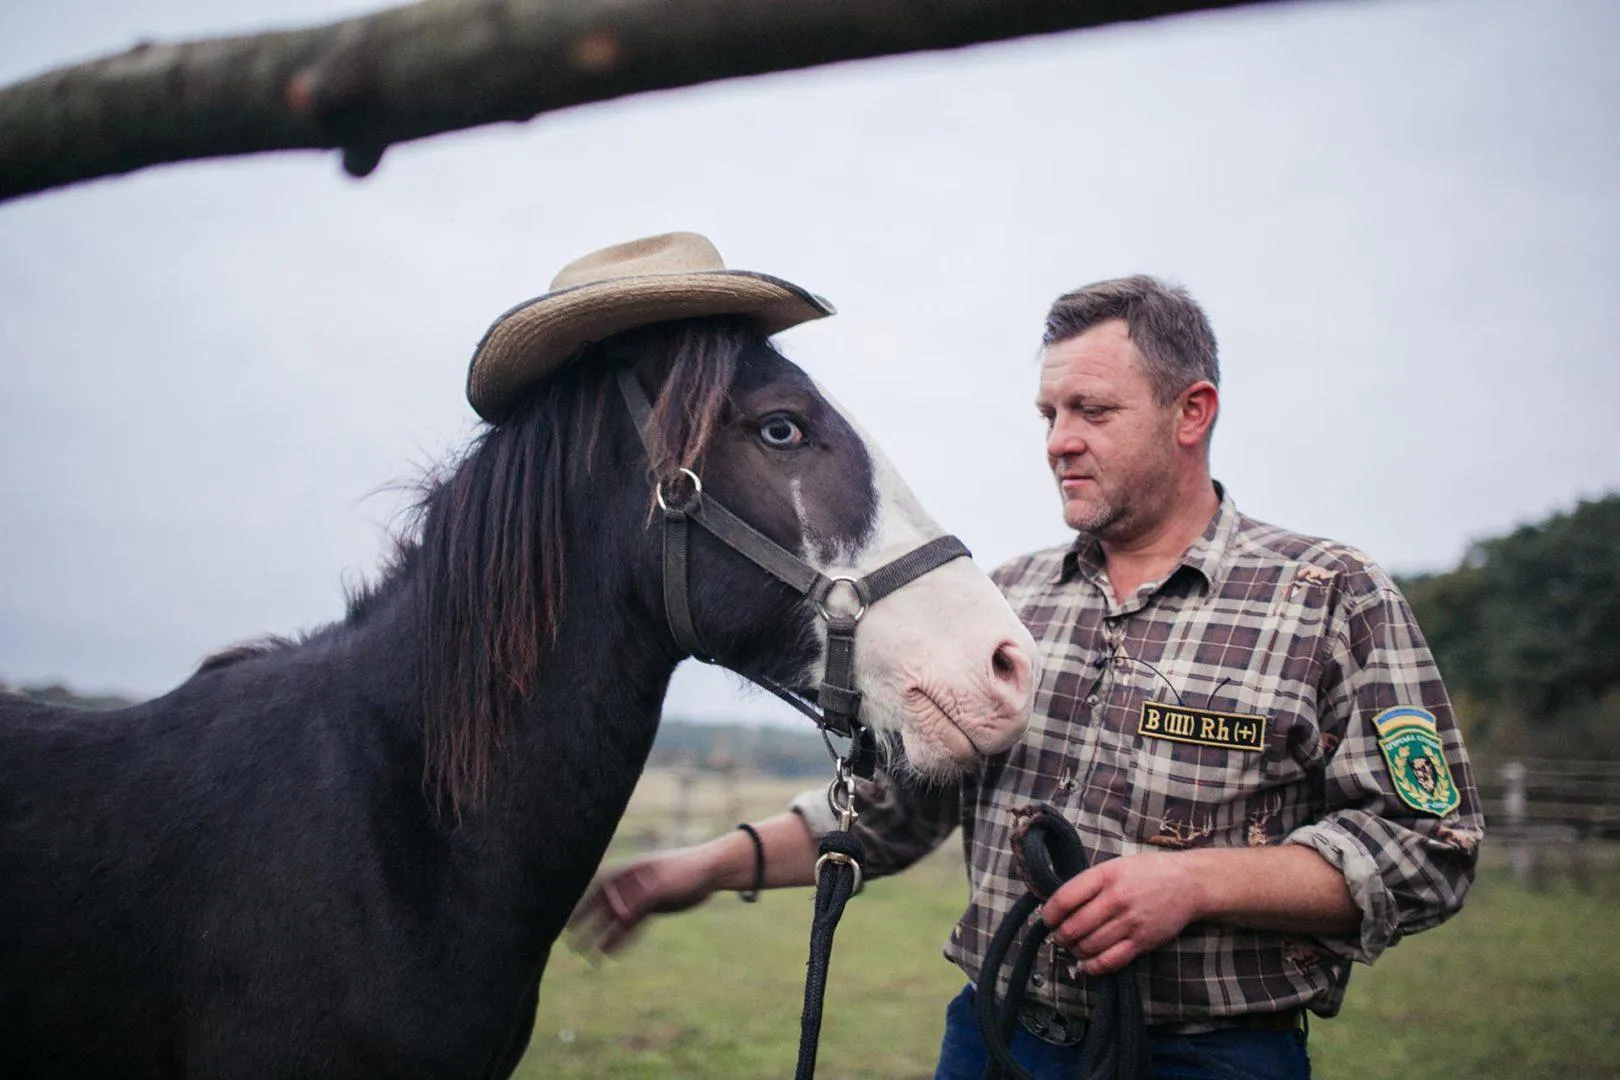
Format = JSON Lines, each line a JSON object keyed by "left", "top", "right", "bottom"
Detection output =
{"left": 1037, "top": 320, "right": 1178, "bottom": 542}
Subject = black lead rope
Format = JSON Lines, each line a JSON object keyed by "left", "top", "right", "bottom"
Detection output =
{"left": 976, "top": 805, "right": 1148, "bottom": 1080}
{"left": 795, "top": 822, "right": 866, "bottom": 1080}
{"left": 790, "top": 763, "right": 870, "bottom": 1079}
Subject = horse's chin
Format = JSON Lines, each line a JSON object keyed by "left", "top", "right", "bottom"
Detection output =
{"left": 894, "top": 701, "right": 985, "bottom": 779}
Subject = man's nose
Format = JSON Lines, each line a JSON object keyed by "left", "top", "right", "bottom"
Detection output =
{"left": 1046, "top": 416, "right": 1085, "bottom": 461}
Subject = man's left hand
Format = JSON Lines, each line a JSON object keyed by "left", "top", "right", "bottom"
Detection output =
{"left": 1040, "top": 851, "right": 1209, "bottom": 975}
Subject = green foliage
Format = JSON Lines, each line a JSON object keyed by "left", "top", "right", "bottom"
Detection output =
{"left": 1400, "top": 494, "right": 1620, "bottom": 758}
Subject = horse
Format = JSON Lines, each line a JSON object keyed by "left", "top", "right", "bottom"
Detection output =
{"left": 0, "top": 314, "right": 1037, "bottom": 1079}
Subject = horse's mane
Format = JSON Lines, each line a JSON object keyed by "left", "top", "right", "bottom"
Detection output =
{"left": 188, "top": 317, "right": 756, "bottom": 815}
{"left": 405, "top": 316, "right": 755, "bottom": 817}
{"left": 194, "top": 638, "right": 299, "bottom": 674}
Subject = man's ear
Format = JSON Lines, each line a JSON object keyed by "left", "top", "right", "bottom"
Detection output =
{"left": 1176, "top": 381, "right": 1219, "bottom": 447}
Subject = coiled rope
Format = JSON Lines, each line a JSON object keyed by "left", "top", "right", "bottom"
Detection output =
{"left": 975, "top": 804, "right": 1148, "bottom": 1080}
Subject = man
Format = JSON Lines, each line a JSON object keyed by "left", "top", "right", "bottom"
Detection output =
{"left": 573, "top": 275, "right": 1483, "bottom": 1079}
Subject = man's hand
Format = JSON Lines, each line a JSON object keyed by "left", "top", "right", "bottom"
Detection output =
{"left": 1040, "top": 844, "right": 1361, "bottom": 975}
{"left": 1040, "top": 851, "right": 1208, "bottom": 975}
{"left": 569, "top": 812, "right": 822, "bottom": 957}
{"left": 569, "top": 848, "right": 720, "bottom": 956}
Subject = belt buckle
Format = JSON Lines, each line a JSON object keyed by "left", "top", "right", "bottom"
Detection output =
{"left": 1017, "top": 1001, "right": 1087, "bottom": 1047}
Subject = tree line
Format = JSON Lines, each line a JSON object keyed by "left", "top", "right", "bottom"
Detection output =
{"left": 1399, "top": 494, "right": 1620, "bottom": 761}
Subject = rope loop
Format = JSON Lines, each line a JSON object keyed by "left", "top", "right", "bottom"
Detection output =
{"left": 814, "top": 829, "right": 866, "bottom": 896}
{"left": 977, "top": 804, "right": 1149, "bottom": 1080}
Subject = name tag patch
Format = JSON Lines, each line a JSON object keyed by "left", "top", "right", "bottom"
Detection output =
{"left": 1138, "top": 700, "right": 1268, "bottom": 752}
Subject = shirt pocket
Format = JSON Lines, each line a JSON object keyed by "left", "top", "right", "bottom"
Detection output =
{"left": 1123, "top": 691, "right": 1322, "bottom": 850}
{"left": 1119, "top": 564, "right": 1336, "bottom": 849}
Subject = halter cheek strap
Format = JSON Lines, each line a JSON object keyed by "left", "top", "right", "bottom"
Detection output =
{"left": 616, "top": 369, "right": 969, "bottom": 777}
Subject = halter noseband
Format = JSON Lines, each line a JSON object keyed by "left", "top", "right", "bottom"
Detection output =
{"left": 617, "top": 369, "right": 969, "bottom": 778}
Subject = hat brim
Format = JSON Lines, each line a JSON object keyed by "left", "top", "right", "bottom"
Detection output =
{"left": 466, "top": 270, "right": 834, "bottom": 420}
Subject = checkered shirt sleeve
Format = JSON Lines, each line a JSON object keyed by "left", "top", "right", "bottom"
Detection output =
{"left": 789, "top": 766, "right": 961, "bottom": 878}
{"left": 1283, "top": 581, "right": 1484, "bottom": 963}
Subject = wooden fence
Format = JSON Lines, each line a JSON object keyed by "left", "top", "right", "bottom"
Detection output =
{"left": 1475, "top": 757, "right": 1620, "bottom": 889}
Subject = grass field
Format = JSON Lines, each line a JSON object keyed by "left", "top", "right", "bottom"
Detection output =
{"left": 515, "top": 770, "right": 1620, "bottom": 1079}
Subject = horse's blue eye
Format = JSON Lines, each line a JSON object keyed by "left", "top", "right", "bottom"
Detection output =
{"left": 759, "top": 415, "right": 805, "bottom": 448}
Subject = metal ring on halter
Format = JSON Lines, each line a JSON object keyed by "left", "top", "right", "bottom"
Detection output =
{"left": 813, "top": 575, "right": 868, "bottom": 623}
{"left": 814, "top": 851, "right": 864, "bottom": 895}
{"left": 655, "top": 467, "right": 703, "bottom": 513}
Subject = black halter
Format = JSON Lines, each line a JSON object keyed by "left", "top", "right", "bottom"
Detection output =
{"left": 617, "top": 369, "right": 969, "bottom": 777}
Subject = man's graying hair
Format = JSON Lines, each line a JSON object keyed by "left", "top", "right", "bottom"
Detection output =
{"left": 1043, "top": 275, "right": 1220, "bottom": 404}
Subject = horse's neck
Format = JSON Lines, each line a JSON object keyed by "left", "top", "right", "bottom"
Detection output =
{"left": 478, "top": 604, "right": 677, "bottom": 926}
{"left": 368, "top": 522, "right": 678, "bottom": 950}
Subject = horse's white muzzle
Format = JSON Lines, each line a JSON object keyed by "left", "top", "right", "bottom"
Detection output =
{"left": 851, "top": 556, "right": 1036, "bottom": 776}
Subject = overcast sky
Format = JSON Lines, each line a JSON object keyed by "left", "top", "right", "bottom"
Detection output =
{"left": 1, "top": 0, "right": 1616, "bottom": 724}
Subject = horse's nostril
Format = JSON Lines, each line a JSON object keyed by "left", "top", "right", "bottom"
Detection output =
{"left": 991, "top": 642, "right": 1028, "bottom": 691}
{"left": 989, "top": 643, "right": 1035, "bottom": 716}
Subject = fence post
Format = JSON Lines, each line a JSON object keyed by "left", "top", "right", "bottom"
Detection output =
{"left": 1501, "top": 760, "right": 1531, "bottom": 884}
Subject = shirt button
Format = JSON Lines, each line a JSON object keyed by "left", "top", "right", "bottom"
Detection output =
{"left": 1030, "top": 973, "right": 1045, "bottom": 987}
{"left": 1086, "top": 694, "right": 1100, "bottom": 706}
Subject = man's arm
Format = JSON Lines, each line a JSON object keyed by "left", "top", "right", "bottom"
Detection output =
{"left": 1278, "top": 582, "right": 1483, "bottom": 961}
{"left": 1042, "top": 844, "right": 1359, "bottom": 976}
{"left": 572, "top": 765, "right": 964, "bottom": 955}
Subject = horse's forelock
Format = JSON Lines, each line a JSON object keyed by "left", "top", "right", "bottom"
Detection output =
{"left": 636, "top": 317, "right": 751, "bottom": 479}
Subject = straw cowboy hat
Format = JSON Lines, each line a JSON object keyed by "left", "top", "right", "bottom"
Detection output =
{"left": 466, "top": 231, "right": 835, "bottom": 420}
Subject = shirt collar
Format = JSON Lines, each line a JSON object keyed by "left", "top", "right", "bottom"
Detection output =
{"left": 1058, "top": 481, "right": 1239, "bottom": 596}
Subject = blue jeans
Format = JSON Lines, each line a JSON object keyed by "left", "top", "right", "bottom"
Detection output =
{"left": 935, "top": 985, "right": 1311, "bottom": 1080}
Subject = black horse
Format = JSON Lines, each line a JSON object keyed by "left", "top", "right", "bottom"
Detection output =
{"left": 0, "top": 316, "right": 1034, "bottom": 1079}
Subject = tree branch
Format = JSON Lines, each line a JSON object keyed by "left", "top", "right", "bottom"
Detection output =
{"left": 0, "top": 0, "right": 1270, "bottom": 204}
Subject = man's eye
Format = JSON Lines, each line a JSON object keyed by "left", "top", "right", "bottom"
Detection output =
{"left": 759, "top": 415, "right": 806, "bottom": 448}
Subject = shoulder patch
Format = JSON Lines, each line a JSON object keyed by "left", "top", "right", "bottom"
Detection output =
{"left": 1373, "top": 706, "right": 1461, "bottom": 816}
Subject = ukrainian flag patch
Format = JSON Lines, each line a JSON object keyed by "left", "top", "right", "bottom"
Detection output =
{"left": 1373, "top": 706, "right": 1460, "bottom": 816}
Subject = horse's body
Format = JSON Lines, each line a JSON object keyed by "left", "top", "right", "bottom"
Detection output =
{"left": 0, "top": 319, "right": 1034, "bottom": 1078}
{"left": 1, "top": 519, "right": 666, "bottom": 1078}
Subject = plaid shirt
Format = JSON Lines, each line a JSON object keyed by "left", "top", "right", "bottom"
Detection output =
{"left": 794, "top": 487, "right": 1483, "bottom": 1024}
